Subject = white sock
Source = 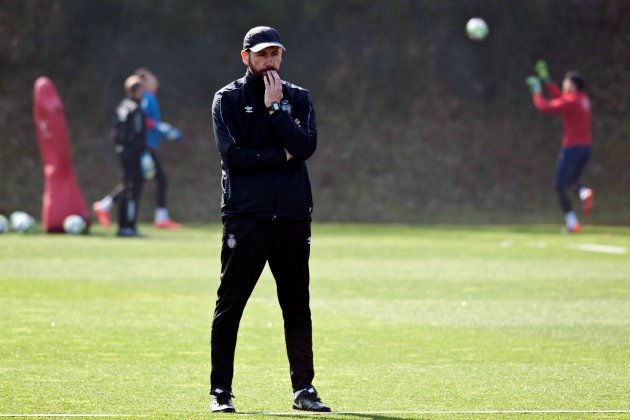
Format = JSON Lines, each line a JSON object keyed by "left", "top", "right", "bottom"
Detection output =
{"left": 579, "top": 187, "right": 591, "bottom": 201}
{"left": 98, "top": 195, "right": 113, "bottom": 212}
{"left": 155, "top": 207, "right": 169, "bottom": 223}
{"left": 564, "top": 211, "right": 579, "bottom": 229}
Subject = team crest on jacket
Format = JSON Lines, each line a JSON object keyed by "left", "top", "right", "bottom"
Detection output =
{"left": 227, "top": 234, "right": 237, "bottom": 249}
{"left": 280, "top": 99, "right": 291, "bottom": 114}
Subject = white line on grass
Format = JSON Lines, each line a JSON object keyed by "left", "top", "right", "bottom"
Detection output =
{"left": 568, "top": 243, "right": 628, "bottom": 254}
{"left": 0, "top": 416, "right": 141, "bottom": 418}
{"left": 5, "top": 411, "right": 629, "bottom": 417}
{"left": 250, "top": 410, "right": 630, "bottom": 416}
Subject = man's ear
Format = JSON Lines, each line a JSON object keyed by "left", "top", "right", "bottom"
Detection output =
{"left": 240, "top": 50, "right": 249, "bottom": 66}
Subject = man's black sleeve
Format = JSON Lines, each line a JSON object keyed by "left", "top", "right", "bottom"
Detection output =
{"left": 271, "top": 89, "right": 317, "bottom": 161}
{"left": 213, "top": 91, "right": 286, "bottom": 172}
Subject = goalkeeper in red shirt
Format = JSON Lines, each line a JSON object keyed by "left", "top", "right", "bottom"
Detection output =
{"left": 525, "top": 61, "right": 594, "bottom": 233}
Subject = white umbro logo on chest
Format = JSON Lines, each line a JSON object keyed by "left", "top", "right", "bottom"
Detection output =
{"left": 244, "top": 106, "right": 253, "bottom": 113}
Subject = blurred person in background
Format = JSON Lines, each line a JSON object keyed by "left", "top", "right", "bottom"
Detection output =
{"left": 134, "top": 67, "right": 182, "bottom": 229}
{"left": 93, "top": 68, "right": 182, "bottom": 230}
{"left": 525, "top": 60, "right": 594, "bottom": 233}
{"left": 105, "top": 75, "right": 146, "bottom": 237}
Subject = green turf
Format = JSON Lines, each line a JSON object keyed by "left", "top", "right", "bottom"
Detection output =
{"left": 1, "top": 224, "right": 629, "bottom": 419}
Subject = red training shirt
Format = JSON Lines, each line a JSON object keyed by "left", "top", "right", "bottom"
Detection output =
{"left": 532, "top": 81, "right": 592, "bottom": 148}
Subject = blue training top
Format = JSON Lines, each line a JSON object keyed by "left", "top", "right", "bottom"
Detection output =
{"left": 141, "top": 91, "right": 162, "bottom": 149}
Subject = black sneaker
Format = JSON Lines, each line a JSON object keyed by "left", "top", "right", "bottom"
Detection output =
{"left": 211, "top": 388, "right": 235, "bottom": 413}
{"left": 292, "top": 386, "right": 331, "bottom": 412}
{"left": 116, "top": 227, "right": 144, "bottom": 238}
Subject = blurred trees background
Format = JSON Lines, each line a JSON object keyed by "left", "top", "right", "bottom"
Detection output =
{"left": 1, "top": 0, "right": 629, "bottom": 224}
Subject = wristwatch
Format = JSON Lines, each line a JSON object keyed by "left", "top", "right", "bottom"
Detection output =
{"left": 268, "top": 101, "right": 281, "bottom": 115}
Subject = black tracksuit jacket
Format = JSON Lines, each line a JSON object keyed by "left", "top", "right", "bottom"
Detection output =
{"left": 212, "top": 71, "right": 317, "bottom": 221}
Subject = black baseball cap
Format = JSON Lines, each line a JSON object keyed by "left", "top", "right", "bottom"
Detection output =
{"left": 243, "top": 26, "right": 286, "bottom": 52}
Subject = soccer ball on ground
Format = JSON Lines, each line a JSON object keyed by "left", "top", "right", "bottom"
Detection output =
{"left": 466, "top": 17, "right": 489, "bottom": 41}
{"left": 10, "top": 211, "right": 36, "bottom": 233}
{"left": 0, "top": 214, "right": 8, "bottom": 233}
{"left": 63, "top": 215, "right": 87, "bottom": 235}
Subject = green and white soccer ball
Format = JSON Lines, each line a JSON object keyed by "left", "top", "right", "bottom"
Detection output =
{"left": 0, "top": 214, "right": 8, "bottom": 233}
{"left": 10, "top": 211, "right": 35, "bottom": 233}
{"left": 466, "top": 17, "right": 489, "bottom": 41}
{"left": 63, "top": 215, "right": 87, "bottom": 235}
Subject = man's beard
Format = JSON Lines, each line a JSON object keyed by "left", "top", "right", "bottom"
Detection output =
{"left": 247, "top": 58, "right": 278, "bottom": 77}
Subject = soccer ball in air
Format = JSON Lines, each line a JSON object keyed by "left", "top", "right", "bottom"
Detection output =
{"left": 63, "top": 215, "right": 87, "bottom": 235}
{"left": 466, "top": 17, "right": 489, "bottom": 41}
{"left": 0, "top": 214, "right": 8, "bottom": 233}
{"left": 10, "top": 211, "right": 35, "bottom": 233}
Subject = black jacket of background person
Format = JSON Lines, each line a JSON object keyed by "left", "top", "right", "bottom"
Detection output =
{"left": 212, "top": 71, "right": 317, "bottom": 221}
{"left": 113, "top": 98, "right": 146, "bottom": 154}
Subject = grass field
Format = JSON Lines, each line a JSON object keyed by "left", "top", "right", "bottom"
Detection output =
{"left": 1, "top": 223, "right": 629, "bottom": 419}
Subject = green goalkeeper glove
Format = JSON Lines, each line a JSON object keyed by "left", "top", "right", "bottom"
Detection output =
{"left": 525, "top": 76, "right": 542, "bottom": 94}
{"left": 534, "top": 60, "right": 550, "bottom": 82}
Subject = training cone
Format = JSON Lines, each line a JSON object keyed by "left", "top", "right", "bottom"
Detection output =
{"left": 33, "top": 76, "right": 90, "bottom": 233}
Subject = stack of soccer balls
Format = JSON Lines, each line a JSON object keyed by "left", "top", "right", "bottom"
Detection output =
{"left": 1, "top": 211, "right": 37, "bottom": 233}
{"left": 0, "top": 212, "right": 87, "bottom": 235}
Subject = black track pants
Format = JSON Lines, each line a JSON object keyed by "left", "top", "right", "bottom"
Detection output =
{"left": 117, "top": 148, "right": 143, "bottom": 230}
{"left": 210, "top": 220, "right": 314, "bottom": 393}
{"left": 150, "top": 150, "right": 168, "bottom": 208}
{"left": 553, "top": 146, "right": 590, "bottom": 213}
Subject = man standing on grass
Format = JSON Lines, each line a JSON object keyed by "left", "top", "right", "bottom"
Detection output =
{"left": 525, "top": 60, "right": 594, "bottom": 233}
{"left": 209, "top": 26, "right": 331, "bottom": 413}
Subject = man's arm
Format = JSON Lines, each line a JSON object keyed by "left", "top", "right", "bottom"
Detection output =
{"left": 113, "top": 119, "right": 125, "bottom": 146}
{"left": 532, "top": 94, "right": 570, "bottom": 114}
{"left": 271, "top": 90, "right": 317, "bottom": 161}
{"left": 141, "top": 93, "right": 160, "bottom": 132}
{"left": 544, "top": 81, "right": 563, "bottom": 99}
{"left": 113, "top": 103, "right": 131, "bottom": 146}
{"left": 526, "top": 76, "right": 569, "bottom": 114}
{"left": 534, "top": 60, "right": 562, "bottom": 99}
{"left": 212, "top": 91, "right": 286, "bottom": 172}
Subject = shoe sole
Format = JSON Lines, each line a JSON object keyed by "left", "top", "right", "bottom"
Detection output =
{"left": 292, "top": 405, "right": 331, "bottom": 412}
{"left": 212, "top": 408, "right": 235, "bottom": 413}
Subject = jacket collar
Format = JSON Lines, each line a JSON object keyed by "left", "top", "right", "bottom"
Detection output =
{"left": 244, "top": 70, "right": 265, "bottom": 91}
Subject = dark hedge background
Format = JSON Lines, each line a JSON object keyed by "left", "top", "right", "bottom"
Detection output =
{"left": 1, "top": 0, "right": 629, "bottom": 224}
